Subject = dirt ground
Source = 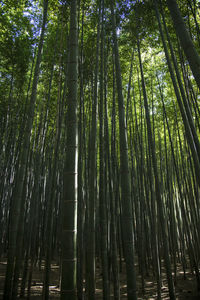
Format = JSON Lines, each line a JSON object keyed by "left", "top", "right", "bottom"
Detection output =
{"left": 0, "top": 258, "right": 199, "bottom": 299}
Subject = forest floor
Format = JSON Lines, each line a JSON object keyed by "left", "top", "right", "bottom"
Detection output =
{"left": 0, "top": 258, "right": 200, "bottom": 299}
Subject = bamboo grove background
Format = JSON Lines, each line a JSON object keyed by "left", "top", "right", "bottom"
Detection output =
{"left": 0, "top": 0, "right": 200, "bottom": 299}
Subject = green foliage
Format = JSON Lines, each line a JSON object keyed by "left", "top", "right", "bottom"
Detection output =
{"left": 1, "top": 0, "right": 199, "bottom": 163}
{"left": 0, "top": 0, "right": 33, "bottom": 89}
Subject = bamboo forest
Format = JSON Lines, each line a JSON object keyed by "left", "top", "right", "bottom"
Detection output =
{"left": 1, "top": 0, "right": 200, "bottom": 299}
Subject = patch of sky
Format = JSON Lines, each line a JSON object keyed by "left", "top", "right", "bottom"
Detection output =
{"left": 115, "top": 0, "right": 139, "bottom": 33}
{"left": 116, "top": 27, "right": 121, "bottom": 36}
{"left": 23, "top": 1, "right": 43, "bottom": 37}
{"left": 116, "top": 0, "right": 138, "bottom": 18}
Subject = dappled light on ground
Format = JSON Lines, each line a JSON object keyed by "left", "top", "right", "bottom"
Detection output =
{"left": 0, "top": 259, "right": 199, "bottom": 299}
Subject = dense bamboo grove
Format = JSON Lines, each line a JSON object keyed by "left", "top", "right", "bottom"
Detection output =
{"left": 0, "top": 0, "right": 200, "bottom": 299}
